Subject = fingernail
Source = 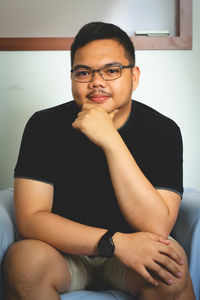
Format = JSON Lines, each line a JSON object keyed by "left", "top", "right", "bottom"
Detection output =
{"left": 154, "top": 282, "right": 158, "bottom": 287}
{"left": 180, "top": 259, "right": 184, "bottom": 265}
{"left": 168, "top": 279, "right": 173, "bottom": 285}
{"left": 177, "top": 272, "right": 183, "bottom": 278}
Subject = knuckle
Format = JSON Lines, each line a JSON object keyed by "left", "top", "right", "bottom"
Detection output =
{"left": 145, "top": 274, "right": 151, "bottom": 282}
{"left": 81, "top": 116, "right": 88, "bottom": 124}
{"left": 163, "top": 257, "right": 171, "bottom": 265}
{"left": 143, "top": 272, "right": 151, "bottom": 282}
{"left": 90, "top": 108, "right": 96, "bottom": 114}
{"left": 154, "top": 265, "right": 166, "bottom": 278}
{"left": 154, "top": 265, "right": 165, "bottom": 278}
{"left": 167, "top": 246, "right": 174, "bottom": 255}
{"left": 154, "top": 265, "right": 162, "bottom": 273}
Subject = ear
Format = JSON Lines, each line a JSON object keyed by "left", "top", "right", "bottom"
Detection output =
{"left": 131, "top": 66, "right": 140, "bottom": 92}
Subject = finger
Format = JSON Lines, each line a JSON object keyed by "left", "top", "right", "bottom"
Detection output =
{"left": 148, "top": 233, "right": 170, "bottom": 245}
{"left": 157, "top": 255, "right": 183, "bottom": 279}
{"left": 72, "top": 120, "right": 81, "bottom": 131}
{"left": 157, "top": 236, "right": 171, "bottom": 245}
{"left": 109, "top": 109, "right": 118, "bottom": 120}
{"left": 74, "top": 110, "right": 87, "bottom": 123}
{"left": 149, "top": 262, "right": 175, "bottom": 286}
{"left": 77, "top": 110, "right": 87, "bottom": 118}
{"left": 138, "top": 266, "right": 158, "bottom": 287}
{"left": 82, "top": 103, "right": 97, "bottom": 110}
{"left": 160, "top": 245, "right": 184, "bottom": 265}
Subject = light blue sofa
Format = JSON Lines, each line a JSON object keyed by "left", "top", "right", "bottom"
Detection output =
{"left": 0, "top": 188, "right": 200, "bottom": 300}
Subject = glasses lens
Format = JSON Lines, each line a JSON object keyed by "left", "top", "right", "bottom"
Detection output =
{"left": 101, "top": 66, "right": 121, "bottom": 80}
{"left": 73, "top": 69, "right": 91, "bottom": 82}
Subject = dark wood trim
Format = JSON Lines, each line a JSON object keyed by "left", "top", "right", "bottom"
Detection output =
{"left": 0, "top": 37, "right": 74, "bottom": 51}
{"left": 0, "top": 0, "right": 192, "bottom": 51}
{"left": 132, "top": 0, "right": 192, "bottom": 50}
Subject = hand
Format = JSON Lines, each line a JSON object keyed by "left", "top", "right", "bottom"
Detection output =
{"left": 72, "top": 103, "right": 118, "bottom": 148}
{"left": 113, "top": 232, "right": 184, "bottom": 287}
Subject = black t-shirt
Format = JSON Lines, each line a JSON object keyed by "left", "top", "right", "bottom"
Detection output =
{"left": 14, "top": 100, "right": 183, "bottom": 233}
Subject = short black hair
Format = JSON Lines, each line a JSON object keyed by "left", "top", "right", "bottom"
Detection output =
{"left": 70, "top": 22, "right": 135, "bottom": 67}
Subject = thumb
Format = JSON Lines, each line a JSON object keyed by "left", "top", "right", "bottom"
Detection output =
{"left": 148, "top": 233, "right": 170, "bottom": 245}
{"left": 156, "top": 235, "right": 171, "bottom": 245}
{"left": 109, "top": 109, "right": 118, "bottom": 120}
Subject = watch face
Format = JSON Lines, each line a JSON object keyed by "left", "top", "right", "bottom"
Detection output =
{"left": 98, "top": 237, "right": 115, "bottom": 258}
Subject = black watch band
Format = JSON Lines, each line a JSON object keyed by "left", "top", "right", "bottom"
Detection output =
{"left": 97, "top": 230, "right": 116, "bottom": 258}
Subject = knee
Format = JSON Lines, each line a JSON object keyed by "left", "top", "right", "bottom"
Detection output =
{"left": 155, "top": 267, "right": 191, "bottom": 299}
{"left": 166, "top": 240, "right": 192, "bottom": 296}
{"left": 3, "top": 239, "right": 53, "bottom": 290}
{"left": 141, "top": 241, "right": 194, "bottom": 299}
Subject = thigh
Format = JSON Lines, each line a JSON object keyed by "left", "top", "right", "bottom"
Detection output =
{"left": 3, "top": 239, "right": 71, "bottom": 294}
{"left": 102, "top": 256, "right": 127, "bottom": 292}
{"left": 64, "top": 255, "right": 93, "bottom": 292}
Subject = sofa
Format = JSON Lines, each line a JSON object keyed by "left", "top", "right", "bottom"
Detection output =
{"left": 0, "top": 187, "right": 200, "bottom": 300}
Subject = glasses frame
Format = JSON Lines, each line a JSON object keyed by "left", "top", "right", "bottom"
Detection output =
{"left": 71, "top": 64, "right": 134, "bottom": 83}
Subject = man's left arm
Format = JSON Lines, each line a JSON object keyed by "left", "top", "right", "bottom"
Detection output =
{"left": 102, "top": 132, "right": 181, "bottom": 238}
{"left": 72, "top": 104, "right": 181, "bottom": 238}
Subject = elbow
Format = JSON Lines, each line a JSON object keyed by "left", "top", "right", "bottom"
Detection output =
{"left": 16, "top": 211, "right": 50, "bottom": 239}
{"left": 131, "top": 219, "right": 173, "bottom": 240}
{"left": 151, "top": 228, "right": 171, "bottom": 240}
{"left": 17, "top": 220, "right": 31, "bottom": 239}
{"left": 148, "top": 221, "right": 175, "bottom": 239}
{"left": 16, "top": 214, "right": 37, "bottom": 239}
{"left": 140, "top": 225, "right": 170, "bottom": 240}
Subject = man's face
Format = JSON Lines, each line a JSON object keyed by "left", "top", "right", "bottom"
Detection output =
{"left": 71, "top": 39, "right": 140, "bottom": 120}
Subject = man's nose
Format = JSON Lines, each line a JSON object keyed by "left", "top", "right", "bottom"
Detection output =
{"left": 88, "top": 70, "right": 106, "bottom": 88}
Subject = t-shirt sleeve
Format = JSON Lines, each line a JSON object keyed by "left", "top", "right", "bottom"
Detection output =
{"left": 141, "top": 118, "right": 183, "bottom": 197}
{"left": 14, "top": 112, "right": 54, "bottom": 185}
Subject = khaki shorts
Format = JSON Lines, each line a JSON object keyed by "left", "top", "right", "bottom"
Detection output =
{"left": 65, "top": 255, "right": 127, "bottom": 292}
{"left": 65, "top": 236, "right": 175, "bottom": 292}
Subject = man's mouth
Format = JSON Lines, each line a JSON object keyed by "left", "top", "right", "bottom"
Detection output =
{"left": 87, "top": 92, "right": 111, "bottom": 103}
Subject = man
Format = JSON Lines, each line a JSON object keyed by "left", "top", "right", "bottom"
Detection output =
{"left": 3, "top": 22, "right": 195, "bottom": 299}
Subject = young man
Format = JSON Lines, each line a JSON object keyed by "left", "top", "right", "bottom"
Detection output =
{"left": 3, "top": 22, "right": 195, "bottom": 299}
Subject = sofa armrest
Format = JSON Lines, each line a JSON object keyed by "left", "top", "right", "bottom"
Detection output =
{"left": 172, "top": 188, "right": 200, "bottom": 300}
{"left": 0, "top": 188, "right": 17, "bottom": 298}
{"left": 0, "top": 188, "right": 17, "bottom": 259}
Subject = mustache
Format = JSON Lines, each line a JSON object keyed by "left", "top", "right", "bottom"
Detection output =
{"left": 86, "top": 89, "right": 112, "bottom": 98}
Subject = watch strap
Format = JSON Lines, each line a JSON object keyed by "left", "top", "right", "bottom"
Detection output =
{"left": 101, "top": 230, "right": 116, "bottom": 240}
{"left": 97, "top": 230, "right": 116, "bottom": 257}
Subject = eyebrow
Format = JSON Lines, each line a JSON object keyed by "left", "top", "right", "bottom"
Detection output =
{"left": 73, "top": 62, "right": 123, "bottom": 70}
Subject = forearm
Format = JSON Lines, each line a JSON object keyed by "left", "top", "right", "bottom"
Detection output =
{"left": 18, "top": 211, "right": 106, "bottom": 255}
{"left": 103, "top": 132, "right": 172, "bottom": 237}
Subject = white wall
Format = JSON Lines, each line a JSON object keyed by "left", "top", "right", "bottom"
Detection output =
{"left": 0, "top": 0, "right": 199, "bottom": 190}
{"left": 0, "top": 0, "right": 178, "bottom": 37}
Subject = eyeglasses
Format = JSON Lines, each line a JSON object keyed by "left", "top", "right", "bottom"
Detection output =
{"left": 71, "top": 65, "right": 134, "bottom": 83}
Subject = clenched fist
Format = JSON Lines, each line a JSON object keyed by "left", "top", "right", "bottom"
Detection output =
{"left": 72, "top": 103, "right": 119, "bottom": 148}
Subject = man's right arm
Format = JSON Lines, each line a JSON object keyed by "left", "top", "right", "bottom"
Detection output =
{"left": 14, "top": 178, "right": 107, "bottom": 256}
{"left": 15, "top": 177, "right": 183, "bottom": 287}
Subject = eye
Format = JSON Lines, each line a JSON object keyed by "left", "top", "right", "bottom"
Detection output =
{"left": 75, "top": 70, "right": 90, "bottom": 78}
{"left": 105, "top": 67, "right": 120, "bottom": 75}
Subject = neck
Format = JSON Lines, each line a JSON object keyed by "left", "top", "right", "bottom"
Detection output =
{"left": 113, "top": 100, "right": 132, "bottom": 129}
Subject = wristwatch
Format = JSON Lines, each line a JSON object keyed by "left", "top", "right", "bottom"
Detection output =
{"left": 97, "top": 230, "right": 116, "bottom": 258}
